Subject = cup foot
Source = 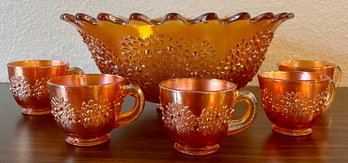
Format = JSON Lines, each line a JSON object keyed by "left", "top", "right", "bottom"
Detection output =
{"left": 174, "top": 143, "right": 220, "bottom": 155}
{"left": 22, "top": 108, "right": 51, "bottom": 115}
{"left": 66, "top": 134, "right": 110, "bottom": 146}
{"left": 272, "top": 125, "right": 312, "bottom": 136}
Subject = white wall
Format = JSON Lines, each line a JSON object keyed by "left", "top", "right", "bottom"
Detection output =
{"left": 1, "top": 0, "right": 347, "bottom": 86}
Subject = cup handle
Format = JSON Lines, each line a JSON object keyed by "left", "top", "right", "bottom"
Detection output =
{"left": 115, "top": 84, "right": 145, "bottom": 128}
{"left": 227, "top": 90, "right": 257, "bottom": 135}
{"left": 323, "top": 80, "right": 336, "bottom": 112}
{"left": 68, "top": 67, "right": 84, "bottom": 75}
{"left": 333, "top": 65, "right": 342, "bottom": 87}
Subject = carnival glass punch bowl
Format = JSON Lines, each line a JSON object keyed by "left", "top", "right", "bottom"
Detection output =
{"left": 61, "top": 12, "right": 294, "bottom": 103}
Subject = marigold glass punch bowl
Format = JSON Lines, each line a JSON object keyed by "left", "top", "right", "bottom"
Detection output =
{"left": 61, "top": 12, "right": 294, "bottom": 103}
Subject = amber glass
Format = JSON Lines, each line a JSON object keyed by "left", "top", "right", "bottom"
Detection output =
{"left": 278, "top": 60, "right": 342, "bottom": 86}
{"left": 159, "top": 78, "right": 257, "bottom": 155}
{"left": 61, "top": 12, "right": 294, "bottom": 103}
{"left": 47, "top": 74, "right": 145, "bottom": 146}
{"left": 258, "top": 71, "right": 335, "bottom": 136}
{"left": 7, "top": 60, "right": 83, "bottom": 115}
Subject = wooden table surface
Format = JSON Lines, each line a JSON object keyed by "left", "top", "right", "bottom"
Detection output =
{"left": 0, "top": 83, "right": 347, "bottom": 162}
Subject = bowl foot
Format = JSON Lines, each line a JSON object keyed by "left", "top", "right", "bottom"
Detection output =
{"left": 21, "top": 107, "right": 51, "bottom": 115}
{"left": 174, "top": 143, "right": 219, "bottom": 155}
{"left": 272, "top": 125, "right": 312, "bottom": 136}
{"left": 66, "top": 134, "right": 110, "bottom": 146}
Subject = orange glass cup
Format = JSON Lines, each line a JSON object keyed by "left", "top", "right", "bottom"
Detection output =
{"left": 7, "top": 60, "right": 83, "bottom": 115}
{"left": 47, "top": 74, "right": 145, "bottom": 146}
{"left": 159, "top": 78, "right": 257, "bottom": 155}
{"left": 278, "top": 60, "right": 342, "bottom": 86}
{"left": 258, "top": 71, "right": 336, "bottom": 136}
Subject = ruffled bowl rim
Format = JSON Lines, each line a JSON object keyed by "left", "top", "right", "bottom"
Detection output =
{"left": 61, "top": 12, "right": 294, "bottom": 25}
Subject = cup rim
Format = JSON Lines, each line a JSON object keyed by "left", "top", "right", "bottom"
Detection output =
{"left": 258, "top": 71, "right": 331, "bottom": 82}
{"left": 277, "top": 60, "right": 336, "bottom": 69}
{"left": 159, "top": 78, "right": 237, "bottom": 93}
{"left": 7, "top": 60, "right": 69, "bottom": 68}
{"left": 47, "top": 74, "right": 125, "bottom": 88}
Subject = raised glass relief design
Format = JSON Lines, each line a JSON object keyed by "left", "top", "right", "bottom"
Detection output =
{"left": 9, "top": 76, "right": 48, "bottom": 100}
{"left": 80, "top": 31, "right": 118, "bottom": 76}
{"left": 63, "top": 12, "right": 294, "bottom": 103}
{"left": 51, "top": 96, "right": 115, "bottom": 128}
{"left": 196, "top": 104, "right": 233, "bottom": 135}
{"left": 80, "top": 96, "right": 115, "bottom": 128}
{"left": 9, "top": 76, "right": 31, "bottom": 100}
{"left": 51, "top": 96, "right": 76, "bottom": 127}
{"left": 31, "top": 78, "right": 48, "bottom": 99}
{"left": 161, "top": 103, "right": 197, "bottom": 134}
{"left": 160, "top": 102, "right": 234, "bottom": 136}
{"left": 261, "top": 88, "right": 328, "bottom": 118}
{"left": 80, "top": 30, "right": 273, "bottom": 98}
{"left": 220, "top": 30, "right": 273, "bottom": 85}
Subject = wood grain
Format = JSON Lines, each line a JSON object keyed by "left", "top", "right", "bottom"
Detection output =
{"left": 0, "top": 83, "right": 347, "bottom": 162}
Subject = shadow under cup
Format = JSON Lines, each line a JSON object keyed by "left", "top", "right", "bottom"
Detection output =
{"left": 159, "top": 78, "right": 257, "bottom": 155}
{"left": 47, "top": 74, "right": 145, "bottom": 146}
{"left": 258, "top": 71, "right": 336, "bottom": 136}
{"left": 7, "top": 60, "right": 82, "bottom": 115}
